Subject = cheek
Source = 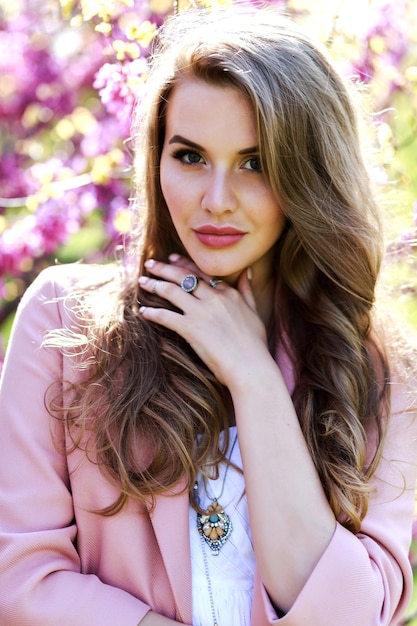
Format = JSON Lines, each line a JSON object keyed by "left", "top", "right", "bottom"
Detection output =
{"left": 261, "top": 193, "right": 286, "bottom": 237}
{"left": 160, "top": 168, "right": 197, "bottom": 230}
{"left": 160, "top": 187, "right": 191, "bottom": 245}
{"left": 272, "top": 215, "right": 287, "bottom": 246}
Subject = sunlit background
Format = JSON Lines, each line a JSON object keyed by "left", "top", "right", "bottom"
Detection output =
{"left": 0, "top": 1, "right": 417, "bottom": 620}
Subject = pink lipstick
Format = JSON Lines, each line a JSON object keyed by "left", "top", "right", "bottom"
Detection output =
{"left": 193, "top": 225, "right": 246, "bottom": 248}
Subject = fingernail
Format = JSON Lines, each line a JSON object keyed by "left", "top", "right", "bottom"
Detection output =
{"left": 247, "top": 267, "right": 253, "bottom": 281}
{"left": 138, "top": 276, "right": 147, "bottom": 285}
{"left": 169, "top": 253, "right": 180, "bottom": 262}
{"left": 144, "top": 259, "right": 155, "bottom": 268}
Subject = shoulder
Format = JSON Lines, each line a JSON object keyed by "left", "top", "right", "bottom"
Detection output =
{"left": 12, "top": 263, "right": 125, "bottom": 347}
{"left": 18, "top": 262, "right": 124, "bottom": 321}
{"left": 25, "top": 262, "right": 122, "bottom": 300}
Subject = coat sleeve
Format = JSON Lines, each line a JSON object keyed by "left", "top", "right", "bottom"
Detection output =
{"left": 0, "top": 265, "right": 150, "bottom": 626}
{"left": 252, "top": 378, "right": 417, "bottom": 626}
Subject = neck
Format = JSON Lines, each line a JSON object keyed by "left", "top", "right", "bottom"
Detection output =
{"left": 251, "top": 264, "right": 275, "bottom": 329}
{"left": 255, "top": 284, "right": 274, "bottom": 328}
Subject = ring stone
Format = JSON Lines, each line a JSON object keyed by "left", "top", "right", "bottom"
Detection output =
{"left": 181, "top": 274, "right": 199, "bottom": 293}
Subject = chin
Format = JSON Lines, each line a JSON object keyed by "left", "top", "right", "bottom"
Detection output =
{"left": 206, "top": 269, "right": 241, "bottom": 285}
{"left": 187, "top": 252, "right": 244, "bottom": 283}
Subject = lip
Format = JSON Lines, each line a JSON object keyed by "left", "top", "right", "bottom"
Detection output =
{"left": 193, "top": 225, "right": 246, "bottom": 248}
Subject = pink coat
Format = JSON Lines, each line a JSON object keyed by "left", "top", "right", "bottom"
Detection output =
{"left": 0, "top": 263, "right": 416, "bottom": 626}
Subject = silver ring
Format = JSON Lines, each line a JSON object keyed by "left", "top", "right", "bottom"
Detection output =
{"left": 152, "top": 280, "right": 159, "bottom": 295}
{"left": 209, "top": 278, "right": 223, "bottom": 289}
{"left": 181, "top": 274, "right": 199, "bottom": 294}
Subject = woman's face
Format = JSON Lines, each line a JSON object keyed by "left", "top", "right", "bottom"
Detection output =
{"left": 159, "top": 78, "right": 286, "bottom": 285}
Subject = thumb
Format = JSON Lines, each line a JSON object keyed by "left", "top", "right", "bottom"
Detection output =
{"left": 237, "top": 267, "right": 257, "bottom": 312}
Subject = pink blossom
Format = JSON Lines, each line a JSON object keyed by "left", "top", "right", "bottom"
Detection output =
{"left": 93, "top": 58, "right": 148, "bottom": 134}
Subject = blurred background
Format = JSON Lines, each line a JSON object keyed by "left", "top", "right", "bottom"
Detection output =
{"left": 0, "top": 0, "right": 417, "bottom": 620}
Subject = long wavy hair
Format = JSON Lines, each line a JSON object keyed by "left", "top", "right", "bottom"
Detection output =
{"left": 46, "top": 8, "right": 389, "bottom": 531}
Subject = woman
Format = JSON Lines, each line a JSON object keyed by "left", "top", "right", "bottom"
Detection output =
{"left": 0, "top": 7, "right": 416, "bottom": 626}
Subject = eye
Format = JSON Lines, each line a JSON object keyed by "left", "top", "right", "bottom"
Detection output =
{"left": 172, "top": 149, "right": 204, "bottom": 165}
{"left": 242, "top": 156, "right": 262, "bottom": 172}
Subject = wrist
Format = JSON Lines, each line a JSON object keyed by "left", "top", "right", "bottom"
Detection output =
{"left": 226, "top": 349, "right": 281, "bottom": 396}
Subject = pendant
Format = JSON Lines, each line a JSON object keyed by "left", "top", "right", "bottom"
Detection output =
{"left": 197, "top": 498, "right": 233, "bottom": 555}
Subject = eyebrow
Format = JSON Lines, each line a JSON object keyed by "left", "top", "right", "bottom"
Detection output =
{"left": 168, "top": 134, "right": 259, "bottom": 155}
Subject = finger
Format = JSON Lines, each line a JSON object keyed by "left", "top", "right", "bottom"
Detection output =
{"left": 143, "top": 259, "right": 217, "bottom": 300}
{"left": 208, "top": 278, "right": 226, "bottom": 290}
{"left": 143, "top": 259, "right": 196, "bottom": 288}
{"left": 139, "top": 303, "right": 187, "bottom": 334}
{"left": 168, "top": 256, "right": 231, "bottom": 296}
{"left": 139, "top": 275, "right": 192, "bottom": 305}
{"left": 168, "top": 253, "right": 212, "bottom": 283}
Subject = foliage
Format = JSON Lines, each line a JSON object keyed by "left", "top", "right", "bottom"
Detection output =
{"left": 1, "top": 0, "right": 417, "bottom": 620}
{"left": 1, "top": 0, "right": 416, "bottom": 330}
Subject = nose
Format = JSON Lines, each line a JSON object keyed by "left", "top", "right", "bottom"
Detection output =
{"left": 201, "top": 169, "right": 238, "bottom": 215}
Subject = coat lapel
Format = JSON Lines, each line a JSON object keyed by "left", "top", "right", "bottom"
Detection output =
{"left": 150, "top": 477, "right": 193, "bottom": 625}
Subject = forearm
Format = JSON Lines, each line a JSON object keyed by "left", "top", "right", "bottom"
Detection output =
{"left": 229, "top": 351, "right": 336, "bottom": 612}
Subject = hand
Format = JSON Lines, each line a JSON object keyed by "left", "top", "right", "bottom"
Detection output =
{"left": 138, "top": 256, "right": 269, "bottom": 387}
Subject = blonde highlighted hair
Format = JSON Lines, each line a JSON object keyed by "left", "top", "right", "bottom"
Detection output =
{"left": 48, "top": 7, "right": 388, "bottom": 531}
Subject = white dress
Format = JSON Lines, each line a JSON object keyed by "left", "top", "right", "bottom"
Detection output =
{"left": 189, "top": 427, "right": 255, "bottom": 626}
